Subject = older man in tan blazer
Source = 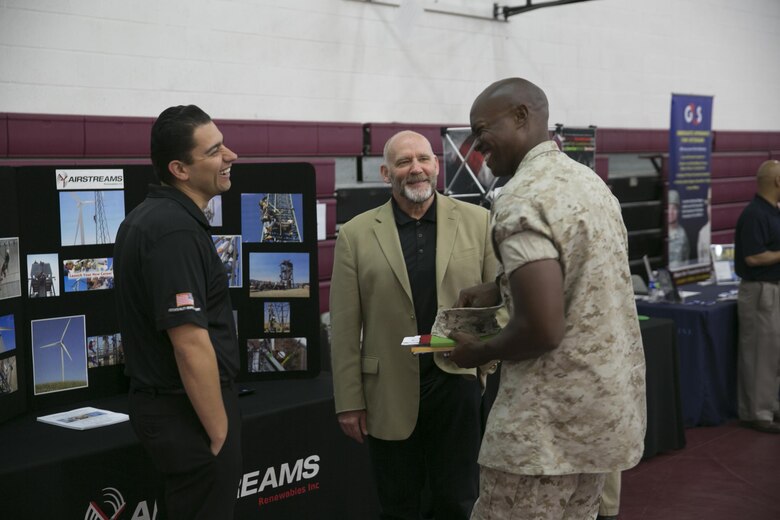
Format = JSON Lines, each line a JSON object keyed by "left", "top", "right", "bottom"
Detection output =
{"left": 331, "top": 130, "right": 496, "bottom": 519}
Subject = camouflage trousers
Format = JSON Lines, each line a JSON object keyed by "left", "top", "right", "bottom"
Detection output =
{"left": 470, "top": 466, "right": 606, "bottom": 520}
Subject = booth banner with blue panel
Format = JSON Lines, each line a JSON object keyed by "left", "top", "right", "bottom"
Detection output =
{"left": 668, "top": 94, "right": 713, "bottom": 271}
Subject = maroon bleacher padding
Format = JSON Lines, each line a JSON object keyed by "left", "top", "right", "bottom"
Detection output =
{"left": 311, "top": 160, "right": 336, "bottom": 197}
{"left": 319, "top": 280, "right": 330, "bottom": 314}
{"left": 595, "top": 155, "right": 609, "bottom": 182}
{"left": 317, "top": 123, "right": 363, "bottom": 155}
{"left": 711, "top": 202, "right": 748, "bottom": 231}
{"left": 711, "top": 229, "right": 735, "bottom": 245}
{"left": 712, "top": 131, "right": 780, "bottom": 153}
{"left": 234, "top": 158, "right": 335, "bottom": 197}
{"left": 713, "top": 131, "right": 766, "bottom": 152}
{"left": 267, "top": 122, "right": 319, "bottom": 155}
{"left": 0, "top": 158, "right": 151, "bottom": 167}
{"left": 321, "top": 197, "right": 337, "bottom": 237}
{"left": 317, "top": 239, "right": 336, "bottom": 281}
{"left": 85, "top": 116, "right": 154, "bottom": 157}
{"left": 710, "top": 153, "right": 768, "bottom": 179}
{"left": 0, "top": 114, "right": 7, "bottom": 157}
{"left": 364, "top": 123, "right": 448, "bottom": 156}
{"left": 215, "top": 119, "right": 269, "bottom": 156}
{"left": 771, "top": 151, "right": 780, "bottom": 161}
{"left": 7, "top": 111, "right": 780, "bottom": 162}
{"left": 8, "top": 114, "right": 85, "bottom": 157}
{"left": 711, "top": 177, "right": 755, "bottom": 205}
{"left": 596, "top": 128, "right": 667, "bottom": 154}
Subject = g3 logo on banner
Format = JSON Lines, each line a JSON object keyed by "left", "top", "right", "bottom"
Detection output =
{"left": 684, "top": 103, "right": 704, "bottom": 125}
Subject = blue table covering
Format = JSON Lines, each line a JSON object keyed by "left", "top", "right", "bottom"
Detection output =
{"left": 636, "top": 283, "right": 738, "bottom": 427}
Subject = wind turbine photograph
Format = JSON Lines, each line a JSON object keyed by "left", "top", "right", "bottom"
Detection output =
{"left": 68, "top": 192, "right": 94, "bottom": 245}
{"left": 59, "top": 190, "right": 126, "bottom": 246}
{"left": 0, "top": 313, "right": 16, "bottom": 353}
{"left": 31, "top": 315, "right": 88, "bottom": 395}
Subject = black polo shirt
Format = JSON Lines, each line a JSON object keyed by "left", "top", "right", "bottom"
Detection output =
{"left": 391, "top": 196, "right": 439, "bottom": 381}
{"left": 735, "top": 194, "right": 780, "bottom": 282}
{"left": 114, "top": 184, "right": 239, "bottom": 389}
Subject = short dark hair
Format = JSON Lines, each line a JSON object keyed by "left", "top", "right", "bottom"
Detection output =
{"left": 150, "top": 105, "right": 212, "bottom": 184}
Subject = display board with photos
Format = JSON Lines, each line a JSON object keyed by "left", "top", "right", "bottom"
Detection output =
{"left": 229, "top": 165, "right": 320, "bottom": 382}
{"left": 2, "top": 162, "right": 319, "bottom": 419}
{"left": 13, "top": 166, "right": 145, "bottom": 413}
{"left": 0, "top": 167, "right": 27, "bottom": 423}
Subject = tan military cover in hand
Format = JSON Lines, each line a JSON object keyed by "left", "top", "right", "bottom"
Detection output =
{"left": 431, "top": 304, "right": 503, "bottom": 338}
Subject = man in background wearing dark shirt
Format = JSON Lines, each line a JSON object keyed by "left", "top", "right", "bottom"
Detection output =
{"left": 114, "top": 105, "right": 242, "bottom": 518}
{"left": 330, "top": 131, "right": 496, "bottom": 519}
{"left": 734, "top": 159, "right": 780, "bottom": 434}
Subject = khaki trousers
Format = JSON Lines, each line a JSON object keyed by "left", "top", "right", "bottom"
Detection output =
{"left": 598, "top": 471, "right": 621, "bottom": 517}
{"left": 737, "top": 281, "right": 780, "bottom": 422}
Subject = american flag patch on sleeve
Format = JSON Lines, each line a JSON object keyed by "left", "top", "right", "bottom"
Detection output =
{"left": 176, "top": 292, "right": 194, "bottom": 307}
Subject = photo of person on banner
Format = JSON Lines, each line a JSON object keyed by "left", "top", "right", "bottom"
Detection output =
{"left": 697, "top": 187, "right": 712, "bottom": 264}
{"left": 668, "top": 186, "right": 712, "bottom": 268}
{"left": 667, "top": 189, "right": 690, "bottom": 266}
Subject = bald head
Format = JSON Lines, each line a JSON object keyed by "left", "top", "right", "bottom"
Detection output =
{"left": 757, "top": 160, "right": 780, "bottom": 187}
{"left": 383, "top": 130, "right": 432, "bottom": 166}
{"left": 473, "top": 78, "right": 549, "bottom": 124}
{"left": 469, "top": 77, "right": 551, "bottom": 177}
{"left": 755, "top": 159, "right": 780, "bottom": 204}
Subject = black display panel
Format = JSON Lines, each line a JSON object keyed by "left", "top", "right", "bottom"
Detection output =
{"left": 7, "top": 162, "right": 319, "bottom": 414}
{"left": 0, "top": 167, "right": 26, "bottom": 422}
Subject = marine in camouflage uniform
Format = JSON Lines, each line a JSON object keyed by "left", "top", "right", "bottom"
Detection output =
{"left": 450, "top": 78, "right": 646, "bottom": 520}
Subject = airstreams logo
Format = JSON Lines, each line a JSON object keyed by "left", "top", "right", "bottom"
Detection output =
{"left": 239, "top": 454, "right": 320, "bottom": 498}
{"left": 84, "top": 487, "right": 158, "bottom": 520}
{"left": 56, "top": 169, "right": 124, "bottom": 190}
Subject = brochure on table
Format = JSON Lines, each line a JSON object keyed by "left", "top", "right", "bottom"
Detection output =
{"left": 37, "top": 406, "right": 129, "bottom": 430}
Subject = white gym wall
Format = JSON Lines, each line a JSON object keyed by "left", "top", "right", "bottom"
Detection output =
{"left": 0, "top": 0, "right": 778, "bottom": 129}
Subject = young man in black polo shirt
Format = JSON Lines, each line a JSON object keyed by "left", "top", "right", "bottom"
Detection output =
{"left": 734, "top": 159, "right": 780, "bottom": 434}
{"left": 114, "top": 105, "right": 242, "bottom": 518}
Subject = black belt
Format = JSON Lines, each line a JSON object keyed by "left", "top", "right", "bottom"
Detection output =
{"left": 132, "top": 381, "right": 234, "bottom": 396}
{"left": 131, "top": 386, "right": 186, "bottom": 396}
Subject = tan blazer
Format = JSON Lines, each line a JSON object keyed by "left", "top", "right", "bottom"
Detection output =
{"left": 330, "top": 195, "right": 497, "bottom": 440}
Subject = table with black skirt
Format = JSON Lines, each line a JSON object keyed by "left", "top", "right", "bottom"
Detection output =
{"left": 0, "top": 374, "right": 380, "bottom": 519}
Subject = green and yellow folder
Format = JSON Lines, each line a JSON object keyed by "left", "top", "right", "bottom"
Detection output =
{"left": 401, "top": 334, "right": 497, "bottom": 354}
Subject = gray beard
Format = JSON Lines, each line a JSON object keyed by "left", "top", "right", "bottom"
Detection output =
{"left": 402, "top": 182, "right": 433, "bottom": 203}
